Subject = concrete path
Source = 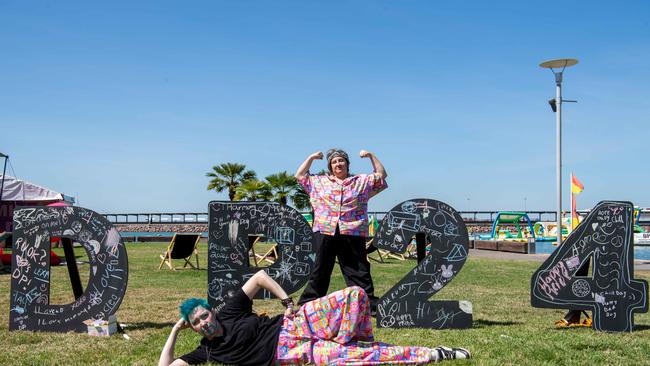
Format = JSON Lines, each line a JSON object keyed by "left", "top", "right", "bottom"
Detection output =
{"left": 469, "top": 249, "right": 650, "bottom": 271}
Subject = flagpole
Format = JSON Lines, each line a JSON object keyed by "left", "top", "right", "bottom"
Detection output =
{"left": 570, "top": 172, "right": 573, "bottom": 230}
{"left": 0, "top": 153, "right": 8, "bottom": 202}
{"left": 570, "top": 172, "right": 575, "bottom": 231}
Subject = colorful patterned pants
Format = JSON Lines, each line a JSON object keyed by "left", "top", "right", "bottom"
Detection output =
{"left": 276, "top": 286, "right": 433, "bottom": 365}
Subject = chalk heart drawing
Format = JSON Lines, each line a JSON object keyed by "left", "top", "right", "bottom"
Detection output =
{"left": 9, "top": 205, "right": 129, "bottom": 333}
{"left": 531, "top": 200, "right": 648, "bottom": 332}
{"left": 207, "top": 201, "right": 315, "bottom": 309}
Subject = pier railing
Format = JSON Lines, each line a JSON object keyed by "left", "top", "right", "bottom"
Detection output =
{"left": 103, "top": 209, "right": 650, "bottom": 225}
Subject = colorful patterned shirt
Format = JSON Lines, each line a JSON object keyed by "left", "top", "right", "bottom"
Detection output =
{"left": 298, "top": 173, "right": 387, "bottom": 237}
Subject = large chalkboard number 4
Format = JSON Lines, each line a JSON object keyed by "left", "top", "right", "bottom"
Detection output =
{"left": 531, "top": 201, "right": 648, "bottom": 332}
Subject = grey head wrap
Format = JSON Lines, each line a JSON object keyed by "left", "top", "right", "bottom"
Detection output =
{"left": 326, "top": 148, "right": 350, "bottom": 174}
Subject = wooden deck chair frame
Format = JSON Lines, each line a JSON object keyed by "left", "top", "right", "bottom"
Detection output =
{"left": 367, "top": 241, "right": 406, "bottom": 262}
{"left": 366, "top": 240, "right": 385, "bottom": 263}
{"left": 247, "top": 234, "right": 278, "bottom": 266}
{"left": 158, "top": 233, "right": 201, "bottom": 270}
{"left": 256, "top": 244, "right": 278, "bottom": 265}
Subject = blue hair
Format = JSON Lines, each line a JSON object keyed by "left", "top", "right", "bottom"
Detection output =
{"left": 179, "top": 298, "right": 210, "bottom": 321}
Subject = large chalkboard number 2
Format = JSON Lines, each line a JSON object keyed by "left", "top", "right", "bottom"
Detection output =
{"left": 373, "top": 199, "right": 472, "bottom": 329}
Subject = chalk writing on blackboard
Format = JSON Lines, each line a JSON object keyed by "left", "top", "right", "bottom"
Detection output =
{"left": 10, "top": 206, "right": 128, "bottom": 332}
{"left": 373, "top": 199, "right": 472, "bottom": 329}
{"left": 207, "top": 201, "right": 314, "bottom": 310}
{"left": 531, "top": 201, "right": 648, "bottom": 332}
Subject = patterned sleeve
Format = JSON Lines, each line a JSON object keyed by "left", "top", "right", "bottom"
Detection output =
{"left": 297, "top": 174, "right": 319, "bottom": 196}
{"left": 364, "top": 173, "right": 388, "bottom": 198}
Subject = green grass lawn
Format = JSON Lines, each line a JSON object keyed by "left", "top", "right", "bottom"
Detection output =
{"left": 1, "top": 242, "right": 649, "bottom": 365}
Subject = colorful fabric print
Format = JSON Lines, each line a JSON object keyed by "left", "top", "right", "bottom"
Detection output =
{"left": 298, "top": 174, "right": 387, "bottom": 237}
{"left": 276, "top": 287, "right": 433, "bottom": 365}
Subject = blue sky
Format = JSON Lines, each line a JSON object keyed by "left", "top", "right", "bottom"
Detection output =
{"left": 1, "top": 1, "right": 649, "bottom": 214}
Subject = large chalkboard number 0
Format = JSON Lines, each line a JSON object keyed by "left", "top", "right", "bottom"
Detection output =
{"left": 531, "top": 201, "right": 648, "bottom": 332}
{"left": 372, "top": 199, "right": 472, "bottom": 329}
{"left": 9, "top": 206, "right": 129, "bottom": 333}
{"left": 207, "top": 201, "right": 315, "bottom": 310}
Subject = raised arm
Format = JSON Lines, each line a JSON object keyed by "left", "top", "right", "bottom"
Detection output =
{"left": 295, "top": 151, "right": 323, "bottom": 180}
{"left": 359, "top": 150, "right": 387, "bottom": 179}
{"left": 158, "top": 319, "right": 191, "bottom": 366}
{"left": 242, "top": 270, "right": 290, "bottom": 300}
{"left": 241, "top": 270, "right": 296, "bottom": 317}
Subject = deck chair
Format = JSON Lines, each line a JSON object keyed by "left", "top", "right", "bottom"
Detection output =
{"left": 256, "top": 243, "right": 278, "bottom": 265}
{"left": 247, "top": 234, "right": 278, "bottom": 266}
{"left": 366, "top": 240, "right": 385, "bottom": 263}
{"left": 158, "top": 234, "right": 201, "bottom": 270}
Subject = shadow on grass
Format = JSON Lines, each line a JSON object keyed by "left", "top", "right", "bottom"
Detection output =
{"left": 634, "top": 324, "right": 650, "bottom": 332}
{"left": 473, "top": 319, "right": 521, "bottom": 327}
{"left": 553, "top": 324, "right": 650, "bottom": 332}
{"left": 124, "top": 321, "right": 176, "bottom": 330}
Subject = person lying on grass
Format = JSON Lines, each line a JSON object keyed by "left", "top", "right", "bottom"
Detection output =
{"left": 158, "top": 270, "right": 470, "bottom": 365}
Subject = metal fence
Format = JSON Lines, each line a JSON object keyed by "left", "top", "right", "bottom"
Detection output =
{"left": 101, "top": 209, "right": 650, "bottom": 225}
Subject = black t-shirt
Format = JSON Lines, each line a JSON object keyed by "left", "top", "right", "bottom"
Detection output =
{"left": 179, "top": 289, "right": 283, "bottom": 365}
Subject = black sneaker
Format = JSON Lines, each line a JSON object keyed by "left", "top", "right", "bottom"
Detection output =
{"left": 432, "top": 346, "right": 471, "bottom": 361}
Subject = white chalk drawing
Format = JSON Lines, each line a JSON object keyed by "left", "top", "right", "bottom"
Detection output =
{"left": 444, "top": 244, "right": 468, "bottom": 262}
{"left": 531, "top": 201, "right": 648, "bottom": 332}
{"left": 275, "top": 226, "right": 295, "bottom": 245}
{"left": 9, "top": 206, "right": 129, "bottom": 333}
{"left": 372, "top": 198, "right": 472, "bottom": 329}
{"left": 401, "top": 201, "right": 417, "bottom": 213}
{"left": 572, "top": 279, "right": 591, "bottom": 298}
{"left": 207, "top": 201, "right": 315, "bottom": 309}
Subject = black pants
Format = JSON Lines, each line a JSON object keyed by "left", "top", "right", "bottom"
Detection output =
{"left": 564, "top": 259, "right": 591, "bottom": 320}
{"left": 298, "top": 229, "right": 378, "bottom": 310}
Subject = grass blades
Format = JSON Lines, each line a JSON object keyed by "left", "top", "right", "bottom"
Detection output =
{"left": 1, "top": 242, "right": 648, "bottom": 365}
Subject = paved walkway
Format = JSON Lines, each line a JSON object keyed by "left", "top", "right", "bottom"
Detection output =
{"left": 470, "top": 249, "right": 650, "bottom": 271}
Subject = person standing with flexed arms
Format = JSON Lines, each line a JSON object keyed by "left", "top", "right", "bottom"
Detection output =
{"left": 295, "top": 148, "right": 387, "bottom": 313}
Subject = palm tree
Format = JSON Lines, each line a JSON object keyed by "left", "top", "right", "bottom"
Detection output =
{"left": 234, "top": 179, "right": 271, "bottom": 201}
{"left": 291, "top": 183, "right": 311, "bottom": 212}
{"left": 206, "top": 163, "right": 257, "bottom": 201}
{"left": 265, "top": 171, "right": 298, "bottom": 205}
{"left": 290, "top": 169, "right": 327, "bottom": 215}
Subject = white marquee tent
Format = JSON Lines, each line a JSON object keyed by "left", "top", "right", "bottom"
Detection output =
{"left": 0, "top": 175, "right": 73, "bottom": 203}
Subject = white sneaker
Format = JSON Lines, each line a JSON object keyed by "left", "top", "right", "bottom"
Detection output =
{"left": 431, "top": 346, "right": 471, "bottom": 361}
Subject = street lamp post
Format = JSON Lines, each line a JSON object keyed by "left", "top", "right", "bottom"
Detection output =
{"left": 524, "top": 197, "right": 527, "bottom": 212}
{"left": 539, "top": 58, "right": 578, "bottom": 246}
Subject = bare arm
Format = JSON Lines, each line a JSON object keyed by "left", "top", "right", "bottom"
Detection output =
{"left": 241, "top": 270, "right": 297, "bottom": 317}
{"left": 158, "top": 319, "right": 191, "bottom": 366}
{"left": 295, "top": 151, "right": 323, "bottom": 180}
{"left": 242, "top": 270, "right": 290, "bottom": 300}
{"left": 359, "top": 150, "right": 387, "bottom": 179}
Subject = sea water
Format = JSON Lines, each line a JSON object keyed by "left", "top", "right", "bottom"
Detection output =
{"left": 534, "top": 241, "right": 650, "bottom": 261}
